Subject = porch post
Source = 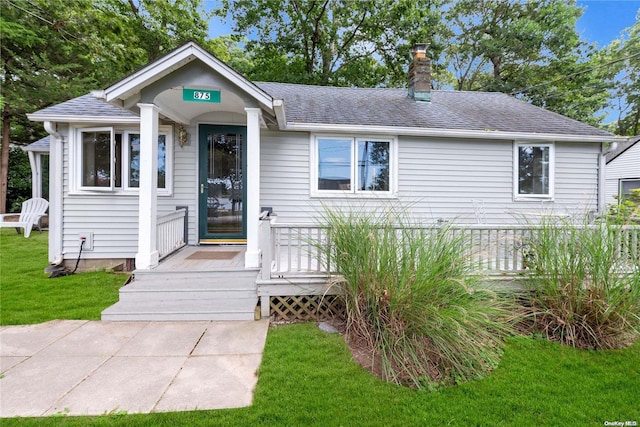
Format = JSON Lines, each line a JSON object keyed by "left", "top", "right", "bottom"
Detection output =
{"left": 245, "top": 107, "right": 261, "bottom": 268}
{"left": 44, "top": 122, "right": 63, "bottom": 263}
{"left": 27, "top": 151, "right": 41, "bottom": 199}
{"left": 135, "top": 103, "right": 160, "bottom": 269}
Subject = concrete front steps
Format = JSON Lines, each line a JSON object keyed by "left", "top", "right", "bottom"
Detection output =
{"left": 101, "top": 269, "right": 260, "bottom": 321}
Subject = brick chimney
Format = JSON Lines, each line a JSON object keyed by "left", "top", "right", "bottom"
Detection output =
{"left": 408, "top": 43, "right": 431, "bottom": 102}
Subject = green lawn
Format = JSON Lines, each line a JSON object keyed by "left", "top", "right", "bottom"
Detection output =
{"left": 1, "top": 229, "right": 639, "bottom": 426}
{"left": 0, "top": 229, "right": 127, "bottom": 325}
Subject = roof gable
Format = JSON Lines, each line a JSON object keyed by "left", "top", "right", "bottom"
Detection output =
{"left": 98, "top": 41, "right": 273, "bottom": 111}
{"left": 606, "top": 136, "right": 640, "bottom": 163}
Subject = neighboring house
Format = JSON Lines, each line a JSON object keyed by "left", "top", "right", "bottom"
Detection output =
{"left": 605, "top": 136, "right": 640, "bottom": 205}
{"left": 27, "top": 41, "right": 620, "bottom": 272}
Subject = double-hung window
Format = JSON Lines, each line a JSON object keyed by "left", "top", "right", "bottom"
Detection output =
{"left": 312, "top": 136, "right": 395, "bottom": 196}
{"left": 514, "top": 142, "right": 554, "bottom": 200}
{"left": 76, "top": 127, "right": 172, "bottom": 194}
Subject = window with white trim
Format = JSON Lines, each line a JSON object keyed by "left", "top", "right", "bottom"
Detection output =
{"left": 619, "top": 178, "right": 640, "bottom": 202}
{"left": 76, "top": 127, "right": 172, "bottom": 194}
{"left": 312, "top": 136, "right": 395, "bottom": 196}
{"left": 514, "top": 142, "right": 554, "bottom": 199}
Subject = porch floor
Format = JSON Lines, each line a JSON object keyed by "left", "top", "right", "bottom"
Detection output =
{"left": 155, "top": 245, "right": 247, "bottom": 271}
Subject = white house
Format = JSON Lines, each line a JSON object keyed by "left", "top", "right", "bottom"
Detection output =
{"left": 605, "top": 136, "right": 640, "bottom": 205}
{"left": 27, "top": 41, "right": 620, "bottom": 275}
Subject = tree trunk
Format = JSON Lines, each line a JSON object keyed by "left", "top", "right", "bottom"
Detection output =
{"left": 1, "top": 104, "right": 11, "bottom": 214}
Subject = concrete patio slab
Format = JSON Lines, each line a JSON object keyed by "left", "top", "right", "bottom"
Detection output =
{"left": 0, "top": 356, "right": 27, "bottom": 373}
{"left": 154, "top": 354, "right": 263, "bottom": 412}
{"left": 116, "top": 321, "right": 209, "bottom": 356}
{"left": 0, "top": 319, "right": 269, "bottom": 418}
{"left": 193, "top": 320, "right": 269, "bottom": 355}
{"left": 36, "top": 321, "right": 147, "bottom": 357}
{"left": 0, "top": 320, "right": 87, "bottom": 356}
{"left": 0, "top": 356, "right": 108, "bottom": 417}
{"left": 45, "top": 356, "right": 186, "bottom": 416}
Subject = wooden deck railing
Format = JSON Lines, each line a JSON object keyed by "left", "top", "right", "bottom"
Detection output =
{"left": 157, "top": 208, "right": 187, "bottom": 259}
{"left": 259, "top": 220, "right": 640, "bottom": 280}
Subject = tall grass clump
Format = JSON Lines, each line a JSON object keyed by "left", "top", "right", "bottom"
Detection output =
{"left": 316, "top": 205, "right": 516, "bottom": 389}
{"left": 522, "top": 217, "right": 640, "bottom": 349}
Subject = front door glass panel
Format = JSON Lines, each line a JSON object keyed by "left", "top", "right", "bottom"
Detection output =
{"left": 199, "top": 125, "right": 246, "bottom": 240}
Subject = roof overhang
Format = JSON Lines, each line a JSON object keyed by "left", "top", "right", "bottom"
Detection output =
{"left": 26, "top": 114, "right": 140, "bottom": 124}
{"left": 284, "top": 122, "right": 622, "bottom": 143}
{"left": 23, "top": 145, "right": 49, "bottom": 153}
{"left": 97, "top": 42, "right": 274, "bottom": 114}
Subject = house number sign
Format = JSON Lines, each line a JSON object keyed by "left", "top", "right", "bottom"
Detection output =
{"left": 182, "top": 88, "right": 221, "bottom": 103}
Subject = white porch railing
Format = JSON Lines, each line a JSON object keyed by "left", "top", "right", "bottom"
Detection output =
{"left": 259, "top": 220, "right": 640, "bottom": 280}
{"left": 157, "top": 208, "right": 187, "bottom": 259}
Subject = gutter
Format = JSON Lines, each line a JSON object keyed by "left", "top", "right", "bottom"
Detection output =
{"left": 28, "top": 114, "right": 140, "bottom": 124}
{"left": 284, "top": 122, "right": 624, "bottom": 143}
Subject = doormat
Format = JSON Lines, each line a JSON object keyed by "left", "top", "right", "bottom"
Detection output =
{"left": 186, "top": 251, "right": 240, "bottom": 260}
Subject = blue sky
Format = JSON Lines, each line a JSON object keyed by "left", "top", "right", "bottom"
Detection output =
{"left": 576, "top": 0, "right": 639, "bottom": 46}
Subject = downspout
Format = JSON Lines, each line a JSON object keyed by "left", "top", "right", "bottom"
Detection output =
{"left": 599, "top": 141, "right": 619, "bottom": 215}
{"left": 44, "top": 121, "right": 64, "bottom": 265}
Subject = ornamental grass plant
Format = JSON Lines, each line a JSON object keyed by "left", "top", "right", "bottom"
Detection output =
{"left": 316, "top": 205, "right": 517, "bottom": 389}
{"left": 521, "top": 217, "right": 640, "bottom": 349}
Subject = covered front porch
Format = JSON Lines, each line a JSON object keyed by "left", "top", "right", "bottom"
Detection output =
{"left": 97, "top": 43, "right": 277, "bottom": 271}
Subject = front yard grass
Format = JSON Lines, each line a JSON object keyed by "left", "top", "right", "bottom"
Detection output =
{"left": 2, "top": 324, "right": 639, "bottom": 426}
{"left": 1, "top": 228, "right": 638, "bottom": 425}
{"left": 0, "top": 229, "right": 126, "bottom": 325}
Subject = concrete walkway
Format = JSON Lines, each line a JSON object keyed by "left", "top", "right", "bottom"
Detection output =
{"left": 0, "top": 319, "right": 269, "bottom": 417}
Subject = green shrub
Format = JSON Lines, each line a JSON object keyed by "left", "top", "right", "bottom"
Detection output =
{"left": 607, "top": 188, "right": 640, "bottom": 225}
{"left": 521, "top": 217, "right": 640, "bottom": 349}
{"left": 316, "top": 205, "right": 517, "bottom": 389}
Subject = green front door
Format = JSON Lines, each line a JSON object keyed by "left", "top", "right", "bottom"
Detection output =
{"left": 199, "top": 125, "right": 247, "bottom": 242}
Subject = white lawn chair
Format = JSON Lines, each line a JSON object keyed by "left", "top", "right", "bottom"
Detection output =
{"left": 0, "top": 197, "right": 49, "bottom": 238}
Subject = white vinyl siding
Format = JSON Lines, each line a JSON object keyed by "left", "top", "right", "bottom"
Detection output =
{"left": 261, "top": 132, "right": 600, "bottom": 225}
{"left": 605, "top": 142, "right": 640, "bottom": 205}
{"left": 57, "top": 126, "right": 601, "bottom": 261}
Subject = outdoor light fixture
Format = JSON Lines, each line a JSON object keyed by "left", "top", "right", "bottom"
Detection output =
{"left": 177, "top": 125, "right": 190, "bottom": 147}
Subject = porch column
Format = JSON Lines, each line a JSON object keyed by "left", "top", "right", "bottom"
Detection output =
{"left": 27, "top": 151, "right": 41, "bottom": 199}
{"left": 44, "top": 122, "right": 63, "bottom": 264}
{"left": 135, "top": 103, "right": 160, "bottom": 269}
{"left": 245, "top": 107, "right": 261, "bottom": 268}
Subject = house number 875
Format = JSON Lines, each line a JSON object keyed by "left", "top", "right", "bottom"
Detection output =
{"left": 194, "top": 91, "right": 210, "bottom": 100}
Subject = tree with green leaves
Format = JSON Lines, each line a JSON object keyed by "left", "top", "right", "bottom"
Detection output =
{"left": 606, "top": 14, "right": 640, "bottom": 136}
{"left": 216, "top": 0, "right": 445, "bottom": 87}
{"left": 441, "top": 0, "right": 613, "bottom": 125}
{"left": 0, "top": 0, "right": 218, "bottom": 212}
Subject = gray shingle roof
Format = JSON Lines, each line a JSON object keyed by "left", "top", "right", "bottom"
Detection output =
{"left": 605, "top": 136, "right": 640, "bottom": 163}
{"left": 256, "top": 82, "right": 613, "bottom": 137}
{"left": 24, "top": 135, "right": 50, "bottom": 152}
{"left": 30, "top": 84, "right": 613, "bottom": 138}
{"left": 31, "top": 94, "right": 138, "bottom": 119}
